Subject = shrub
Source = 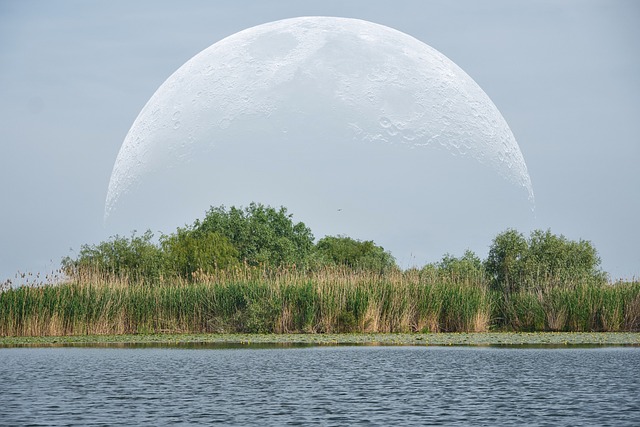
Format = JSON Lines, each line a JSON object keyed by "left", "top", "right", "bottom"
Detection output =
{"left": 62, "top": 230, "right": 164, "bottom": 281}
{"left": 195, "top": 203, "right": 315, "bottom": 267}
{"left": 160, "top": 228, "right": 239, "bottom": 280}
{"left": 485, "top": 228, "right": 606, "bottom": 294}
{"left": 485, "top": 229, "right": 528, "bottom": 293}
{"left": 435, "top": 250, "right": 485, "bottom": 283}
{"left": 524, "top": 229, "right": 606, "bottom": 285}
{"left": 314, "top": 235, "right": 397, "bottom": 273}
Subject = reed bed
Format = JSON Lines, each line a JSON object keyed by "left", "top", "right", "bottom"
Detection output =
{"left": 1, "top": 267, "right": 639, "bottom": 336}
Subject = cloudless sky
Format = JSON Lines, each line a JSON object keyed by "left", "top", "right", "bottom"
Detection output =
{"left": 1, "top": 0, "right": 638, "bottom": 281}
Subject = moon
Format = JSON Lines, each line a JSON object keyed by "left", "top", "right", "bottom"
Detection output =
{"left": 106, "top": 16, "right": 535, "bottom": 262}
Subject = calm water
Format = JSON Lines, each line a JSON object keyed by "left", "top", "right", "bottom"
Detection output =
{"left": 1, "top": 346, "right": 639, "bottom": 426}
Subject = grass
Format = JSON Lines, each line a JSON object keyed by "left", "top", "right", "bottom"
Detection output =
{"left": 1, "top": 267, "right": 639, "bottom": 337}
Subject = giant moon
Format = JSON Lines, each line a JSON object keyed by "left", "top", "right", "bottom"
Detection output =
{"left": 106, "top": 16, "right": 535, "bottom": 265}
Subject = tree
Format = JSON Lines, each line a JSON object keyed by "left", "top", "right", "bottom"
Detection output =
{"left": 437, "top": 250, "right": 484, "bottom": 282}
{"left": 485, "top": 229, "right": 528, "bottom": 293}
{"left": 194, "top": 203, "right": 315, "bottom": 267}
{"left": 485, "top": 228, "right": 606, "bottom": 293}
{"left": 62, "top": 230, "right": 164, "bottom": 280}
{"left": 160, "top": 228, "right": 238, "bottom": 280}
{"left": 314, "top": 235, "right": 397, "bottom": 272}
{"left": 523, "top": 229, "right": 605, "bottom": 285}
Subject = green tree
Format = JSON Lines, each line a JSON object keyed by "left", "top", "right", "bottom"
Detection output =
{"left": 194, "top": 203, "right": 315, "bottom": 267}
{"left": 437, "top": 250, "right": 484, "bottom": 282}
{"left": 523, "top": 229, "right": 605, "bottom": 285}
{"left": 485, "top": 229, "right": 528, "bottom": 293}
{"left": 160, "top": 228, "right": 239, "bottom": 280}
{"left": 314, "top": 235, "right": 397, "bottom": 272}
{"left": 485, "top": 228, "right": 606, "bottom": 293}
{"left": 62, "top": 230, "right": 164, "bottom": 280}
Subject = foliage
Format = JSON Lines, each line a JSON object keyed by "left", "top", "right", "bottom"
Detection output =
{"left": 525, "top": 229, "right": 605, "bottom": 284}
{"left": 62, "top": 230, "right": 164, "bottom": 281}
{"left": 485, "top": 228, "right": 606, "bottom": 294}
{"left": 195, "top": 203, "right": 315, "bottom": 267}
{"left": 485, "top": 229, "right": 528, "bottom": 293}
{"left": 61, "top": 203, "right": 316, "bottom": 280}
{"left": 3, "top": 267, "right": 637, "bottom": 337}
{"left": 160, "top": 228, "right": 238, "bottom": 280}
{"left": 432, "top": 250, "right": 485, "bottom": 283}
{"left": 59, "top": 203, "right": 611, "bottom": 309}
{"left": 314, "top": 235, "right": 397, "bottom": 272}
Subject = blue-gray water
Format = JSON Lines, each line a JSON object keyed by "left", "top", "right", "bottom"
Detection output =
{"left": 1, "top": 346, "right": 639, "bottom": 426}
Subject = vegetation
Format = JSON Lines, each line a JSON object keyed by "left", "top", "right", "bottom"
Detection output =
{"left": 160, "top": 229, "right": 239, "bottom": 278}
{"left": 62, "top": 203, "right": 319, "bottom": 281}
{"left": 63, "top": 230, "right": 165, "bottom": 281}
{"left": 1, "top": 267, "right": 638, "bottom": 337}
{"left": 421, "top": 250, "right": 485, "bottom": 284}
{"left": 195, "top": 203, "right": 315, "bottom": 268}
{"left": 4, "top": 202, "right": 637, "bottom": 337}
{"left": 314, "top": 235, "right": 396, "bottom": 273}
{"left": 485, "top": 228, "right": 606, "bottom": 294}
{"left": 3, "top": 332, "right": 639, "bottom": 348}
{"left": 62, "top": 203, "right": 399, "bottom": 281}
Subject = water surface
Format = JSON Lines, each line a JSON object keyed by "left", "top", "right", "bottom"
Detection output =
{"left": 1, "top": 346, "right": 639, "bottom": 425}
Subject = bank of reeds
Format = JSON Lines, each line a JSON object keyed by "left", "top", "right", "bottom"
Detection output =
{"left": 1, "top": 267, "right": 639, "bottom": 336}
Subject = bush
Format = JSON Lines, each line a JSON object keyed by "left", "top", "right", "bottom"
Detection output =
{"left": 195, "top": 203, "right": 315, "bottom": 267}
{"left": 524, "top": 229, "right": 606, "bottom": 285}
{"left": 484, "top": 229, "right": 528, "bottom": 293}
{"left": 61, "top": 203, "right": 315, "bottom": 280}
{"left": 62, "top": 230, "right": 164, "bottom": 281}
{"left": 160, "top": 228, "right": 239, "bottom": 280}
{"left": 314, "top": 235, "right": 397, "bottom": 272}
{"left": 435, "top": 250, "right": 485, "bottom": 283}
{"left": 485, "top": 228, "right": 606, "bottom": 294}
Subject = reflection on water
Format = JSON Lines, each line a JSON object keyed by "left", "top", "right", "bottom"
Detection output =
{"left": 1, "top": 346, "right": 639, "bottom": 426}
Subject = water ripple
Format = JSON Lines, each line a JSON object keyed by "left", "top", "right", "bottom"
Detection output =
{"left": 0, "top": 346, "right": 639, "bottom": 426}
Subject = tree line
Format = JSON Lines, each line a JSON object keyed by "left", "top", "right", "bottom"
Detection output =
{"left": 63, "top": 203, "right": 396, "bottom": 278}
{"left": 63, "top": 202, "right": 607, "bottom": 293}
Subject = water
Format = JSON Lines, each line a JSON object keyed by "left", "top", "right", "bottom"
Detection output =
{"left": 1, "top": 346, "right": 639, "bottom": 426}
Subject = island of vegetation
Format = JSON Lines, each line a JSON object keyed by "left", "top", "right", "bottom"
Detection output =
{"left": 1, "top": 203, "right": 639, "bottom": 345}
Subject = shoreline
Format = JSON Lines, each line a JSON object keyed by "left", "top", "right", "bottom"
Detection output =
{"left": 2, "top": 332, "right": 639, "bottom": 348}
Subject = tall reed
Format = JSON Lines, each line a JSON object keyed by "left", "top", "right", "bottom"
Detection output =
{"left": 1, "top": 267, "right": 638, "bottom": 336}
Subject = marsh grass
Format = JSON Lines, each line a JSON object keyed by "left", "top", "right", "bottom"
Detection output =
{"left": 1, "top": 267, "right": 639, "bottom": 336}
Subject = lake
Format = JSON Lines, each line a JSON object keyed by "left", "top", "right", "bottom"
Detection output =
{"left": 1, "top": 346, "right": 639, "bottom": 426}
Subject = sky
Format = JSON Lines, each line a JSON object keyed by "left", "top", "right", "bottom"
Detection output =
{"left": 1, "top": 0, "right": 639, "bottom": 281}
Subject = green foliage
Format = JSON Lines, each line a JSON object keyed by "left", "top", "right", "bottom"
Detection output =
{"left": 3, "top": 268, "right": 639, "bottom": 336}
{"left": 432, "top": 250, "right": 485, "bottom": 283}
{"left": 62, "top": 230, "right": 164, "bottom": 281}
{"left": 195, "top": 203, "right": 314, "bottom": 267}
{"left": 524, "top": 229, "right": 605, "bottom": 284}
{"left": 485, "top": 229, "right": 528, "bottom": 293}
{"left": 59, "top": 202, "right": 610, "bottom": 311}
{"left": 486, "top": 228, "right": 606, "bottom": 294}
{"left": 160, "top": 228, "right": 238, "bottom": 280}
{"left": 337, "top": 311, "right": 358, "bottom": 333}
{"left": 314, "top": 235, "right": 397, "bottom": 272}
{"left": 62, "top": 203, "right": 315, "bottom": 280}
{"left": 241, "top": 286, "right": 282, "bottom": 333}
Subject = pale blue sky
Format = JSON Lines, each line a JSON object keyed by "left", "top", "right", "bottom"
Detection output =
{"left": 1, "top": 0, "right": 639, "bottom": 280}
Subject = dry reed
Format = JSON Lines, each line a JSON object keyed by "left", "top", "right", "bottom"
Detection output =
{"left": 1, "top": 267, "right": 639, "bottom": 336}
